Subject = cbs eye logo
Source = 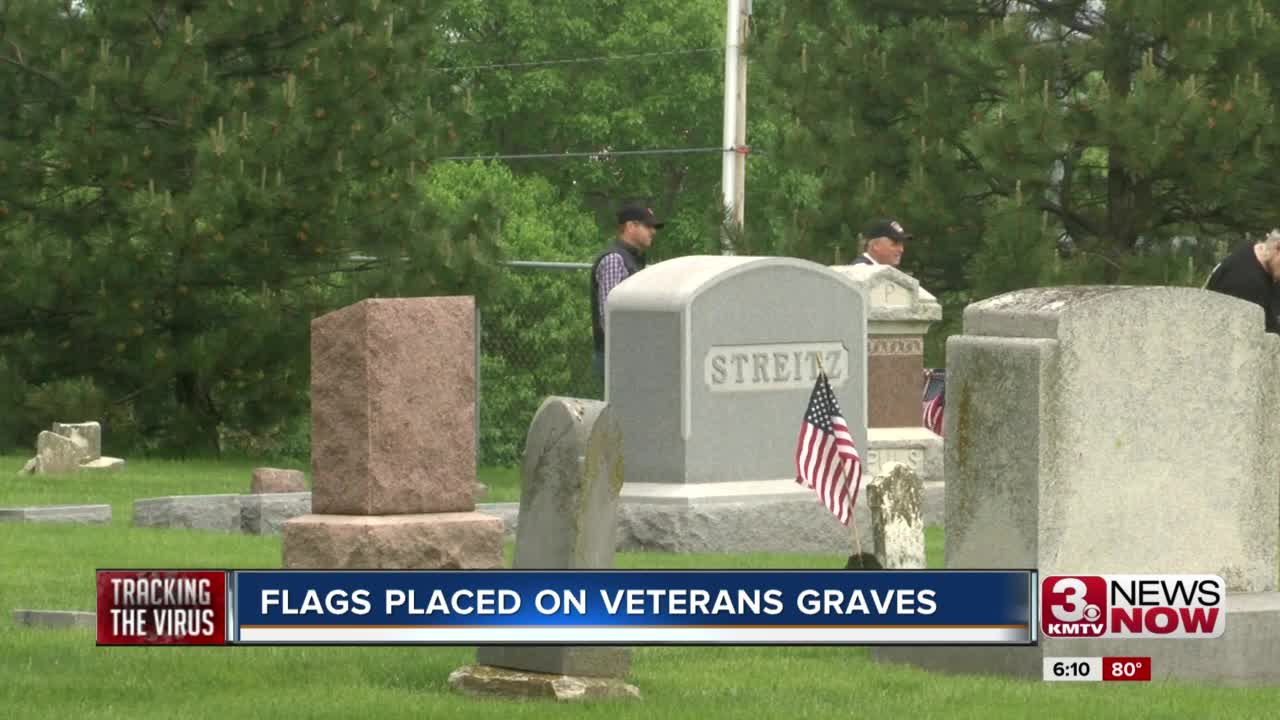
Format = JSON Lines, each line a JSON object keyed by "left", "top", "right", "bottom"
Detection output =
{"left": 1041, "top": 576, "right": 1107, "bottom": 637}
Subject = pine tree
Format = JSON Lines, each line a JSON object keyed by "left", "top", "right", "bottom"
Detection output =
{"left": 760, "top": 1, "right": 1280, "bottom": 300}
{"left": 0, "top": 1, "right": 501, "bottom": 452}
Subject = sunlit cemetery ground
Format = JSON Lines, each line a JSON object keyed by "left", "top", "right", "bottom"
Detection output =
{"left": 2, "top": 456, "right": 1278, "bottom": 719}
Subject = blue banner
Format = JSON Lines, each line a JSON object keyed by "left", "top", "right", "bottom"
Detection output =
{"left": 231, "top": 570, "right": 1036, "bottom": 646}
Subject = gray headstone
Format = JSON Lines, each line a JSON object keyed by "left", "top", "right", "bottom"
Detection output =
{"left": 35, "top": 430, "right": 87, "bottom": 474}
{"left": 606, "top": 256, "right": 867, "bottom": 485}
{"left": 946, "top": 287, "right": 1279, "bottom": 591}
{"left": 874, "top": 286, "right": 1280, "bottom": 686}
{"left": 240, "top": 492, "right": 312, "bottom": 534}
{"left": 0, "top": 504, "right": 111, "bottom": 525}
{"left": 51, "top": 422, "right": 101, "bottom": 461}
{"left": 477, "top": 396, "right": 628, "bottom": 679}
{"left": 866, "top": 462, "right": 925, "bottom": 569}
{"left": 133, "top": 494, "right": 244, "bottom": 532}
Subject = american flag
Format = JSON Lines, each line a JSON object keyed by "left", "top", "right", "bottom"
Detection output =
{"left": 922, "top": 369, "right": 945, "bottom": 436}
{"left": 794, "top": 371, "right": 863, "bottom": 526}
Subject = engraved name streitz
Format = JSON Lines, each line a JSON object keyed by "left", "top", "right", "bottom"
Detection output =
{"left": 704, "top": 343, "right": 849, "bottom": 392}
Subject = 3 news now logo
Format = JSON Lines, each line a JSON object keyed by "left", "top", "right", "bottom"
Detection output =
{"left": 1041, "top": 575, "right": 1225, "bottom": 638}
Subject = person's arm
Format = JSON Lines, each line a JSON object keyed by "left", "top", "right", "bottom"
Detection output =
{"left": 596, "top": 254, "right": 627, "bottom": 313}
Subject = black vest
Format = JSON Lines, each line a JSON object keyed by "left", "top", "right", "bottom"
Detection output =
{"left": 590, "top": 240, "right": 646, "bottom": 352}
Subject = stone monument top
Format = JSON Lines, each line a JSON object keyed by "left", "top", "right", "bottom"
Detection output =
{"left": 830, "top": 264, "right": 941, "bottom": 325}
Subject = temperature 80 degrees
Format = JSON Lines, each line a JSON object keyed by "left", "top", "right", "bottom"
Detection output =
{"left": 1102, "top": 657, "right": 1152, "bottom": 682}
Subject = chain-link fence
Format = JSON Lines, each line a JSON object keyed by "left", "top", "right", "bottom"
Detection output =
{"left": 478, "top": 261, "right": 598, "bottom": 468}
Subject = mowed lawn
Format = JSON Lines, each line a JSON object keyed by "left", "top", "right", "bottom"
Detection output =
{"left": 2, "top": 456, "right": 1278, "bottom": 719}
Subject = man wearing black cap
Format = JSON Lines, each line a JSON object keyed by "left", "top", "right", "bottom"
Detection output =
{"left": 590, "top": 205, "right": 663, "bottom": 381}
{"left": 852, "top": 218, "right": 911, "bottom": 267}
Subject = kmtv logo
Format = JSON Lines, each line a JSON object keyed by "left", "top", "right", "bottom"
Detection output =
{"left": 1041, "top": 575, "right": 1225, "bottom": 638}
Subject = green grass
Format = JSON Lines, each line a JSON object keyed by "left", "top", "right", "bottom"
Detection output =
{"left": 478, "top": 465, "right": 521, "bottom": 503}
{"left": 0, "top": 452, "right": 523, "bottom": 508}
{"left": 2, "top": 456, "right": 1277, "bottom": 718}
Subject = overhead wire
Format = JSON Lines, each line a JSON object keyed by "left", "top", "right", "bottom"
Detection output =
{"left": 432, "top": 47, "right": 719, "bottom": 73}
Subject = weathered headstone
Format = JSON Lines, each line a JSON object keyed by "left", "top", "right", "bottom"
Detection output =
{"left": 829, "top": 265, "right": 943, "bottom": 484}
{"left": 283, "top": 297, "right": 502, "bottom": 570}
{"left": 51, "top": 422, "right": 101, "bottom": 461}
{"left": 251, "top": 467, "right": 307, "bottom": 494}
{"left": 35, "top": 430, "right": 86, "bottom": 474}
{"left": 865, "top": 462, "right": 925, "bottom": 569}
{"left": 451, "top": 397, "right": 638, "bottom": 701}
{"left": 873, "top": 286, "right": 1280, "bottom": 686}
{"left": 605, "top": 256, "right": 870, "bottom": 553}
{"left": 19, "top": 421, "right": 125, "bottom": 475}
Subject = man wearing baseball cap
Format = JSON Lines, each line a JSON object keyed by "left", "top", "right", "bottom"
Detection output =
{"left": 590, "top": 204, "right": 663, "bottom": 382}
{"left": 852, "top": 218, "right": 911, "bottom": 267}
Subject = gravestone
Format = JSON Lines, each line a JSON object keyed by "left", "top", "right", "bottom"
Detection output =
{"left": 0, "top": 504, "right": 111, "bottom": 525}
{"left": 52, "top": 422, "right": 101, "bottom": 461}
{"left": 605, "top": 256, "right": 869, "bottom": 553}
{"left": 873, "top": 286, "right": 1280, "bottom": 686}
{"left": 452, "top": 397, "right": 637, "bottom": 700}
{"left": 134, "top": 495, "right": 243, "bottom": 533}
{"left": 19, "top": 421, "right": 124, "bottom": 475}
{"left": 251, "top": 468, "right": 306, "bottom": 494}
{"left": 829, "top": 265, "right": 943, "bottom": 485}
{"left": 12, "top": 609, "right": 96, "bottom": 630}
{"left": 35, "top": 431, "right": 85, "bottom": 474}
{"left": 865, "top": 462, "right": 925, "bottom": 569}
{"left": 283, "top": 297, "right": 502, "bottom": 570}
{"left": 309, "top": 297, "right": 476, "bottom": 515}
{"left": 240, "top": 493, "right": 312, "bottom": 535}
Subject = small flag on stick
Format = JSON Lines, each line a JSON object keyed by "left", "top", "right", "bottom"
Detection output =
{"left": 794, "top": 370, "right": 863, "bottom": 527}
{"left": 922, "top": 369, "right": 944, "bottom": 436}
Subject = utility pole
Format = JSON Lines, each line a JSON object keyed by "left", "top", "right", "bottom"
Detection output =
{"left": 733, "top": 2, "right": 749, "bottom": 235}
{"left": 720, "top": 0, "right": 750, "bottom": 254}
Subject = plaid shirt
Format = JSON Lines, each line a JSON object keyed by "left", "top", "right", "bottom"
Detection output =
{"left": 595, "top": 253, "right": 630, "bottom": 325}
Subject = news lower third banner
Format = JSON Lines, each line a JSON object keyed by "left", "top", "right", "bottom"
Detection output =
{"left": 97, "top": 569, "right": 1037, "bottom": 646}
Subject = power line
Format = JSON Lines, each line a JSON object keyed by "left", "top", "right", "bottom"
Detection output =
{"left": 439, "top": 146, "right": 743, "bottom": 162}
{"left": 433, "top": 48, "right": 718, "bottom": 74}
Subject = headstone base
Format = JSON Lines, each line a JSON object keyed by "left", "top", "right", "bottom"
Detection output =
{"left": 80, "top": 457, "right": 126, "bottom": 472}
{"left": 865, "top": 427, "right": 942, "bottom": 485}
{"left": 282, "top": 513, "right": 503, "bottom": 569}
{"left": 477, "top": 645, "right": 630, "bottom": 679}
{"left": 871, "top": 592, "right": 1280, "bottom": 687}
{"left": 617, "top": 479, "right": 941, "bottom": 554}
{"left": 133, "top": 495, "right": 243, "bottom": 532}
{"left": 448, "top": 664, "right": 641, "bottom": 702}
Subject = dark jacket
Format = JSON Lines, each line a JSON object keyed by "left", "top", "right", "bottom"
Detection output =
{"left": 590, "top": 240, "right": 646, "bottom": 352}
{"left": 851, "top": 253, "right": 876, "bottom": 266}
{"left": 1205, "top": 242, "right": 1280, "bottom": 333}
